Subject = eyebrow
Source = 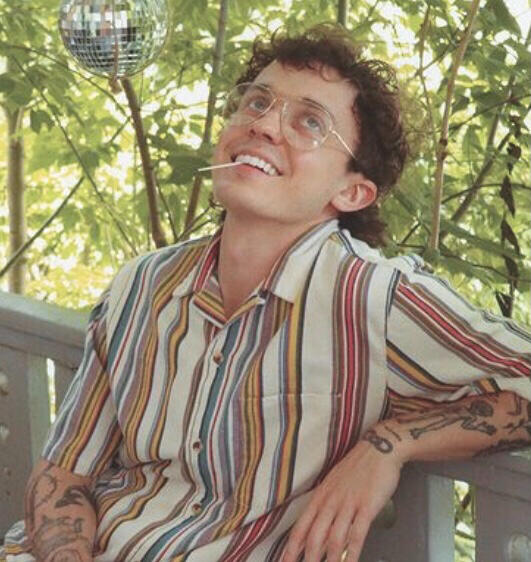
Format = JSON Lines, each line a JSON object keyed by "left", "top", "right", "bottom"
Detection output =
{"left": 255, "top": 81, "right": 337, "bottom": 121}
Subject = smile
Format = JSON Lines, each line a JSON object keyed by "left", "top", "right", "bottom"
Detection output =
{"left": 233, "top": 153, "right": 280, "bottom": 176}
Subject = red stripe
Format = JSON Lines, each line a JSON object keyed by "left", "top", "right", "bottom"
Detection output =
{"left": 399, "top": 285, "right": 530, "bottom": 376}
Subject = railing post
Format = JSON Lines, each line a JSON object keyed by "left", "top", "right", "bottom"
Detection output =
{"left": 0, "top": 346, "right": 50, "bottom": 534}
{"left": 361, "top": 464, "right": 455, "bottom": 561}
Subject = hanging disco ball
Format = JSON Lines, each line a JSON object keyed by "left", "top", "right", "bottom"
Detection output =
{"left": 59, "top": 0, "right": 169, "bottom": 78}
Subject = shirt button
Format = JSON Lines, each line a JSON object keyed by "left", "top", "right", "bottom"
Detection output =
{"left": 191, "top": 503, "right": 202, "bottom": 515}
{"left": 213, "top": 351, "right": 224, "bottom": 364}
{"left": 192, "top": 440, "right": 202, "bottom": 452}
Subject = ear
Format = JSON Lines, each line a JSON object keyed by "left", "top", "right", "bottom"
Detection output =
{"left": 330, "top": 176, "right": 377, "bottom": 213}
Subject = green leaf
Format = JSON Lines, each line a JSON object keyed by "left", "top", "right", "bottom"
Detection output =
{"left": 90, "top": 221, "right": 101, "bottom": 243}
{"left": 0, "top": 73, "right": 16, "bottom": 93}
{"left": 30, "top": 109, "right": 53, "bottom": 133}
{"left": 452, "top": 95, "right": 469, "bottom": 113}
{"left": 440, "top": 219, "right": 521, "bottom": 261}
{"left": 486, "top": 0, "right": 521, "bottom": 35}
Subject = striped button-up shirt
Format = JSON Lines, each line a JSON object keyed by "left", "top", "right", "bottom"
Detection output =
{"left": 5, "top": 219, "right": 531, "bottom": 561}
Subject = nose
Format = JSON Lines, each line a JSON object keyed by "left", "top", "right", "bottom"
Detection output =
{"left": 248, "top": 100, "right": 284, "bottom": 144}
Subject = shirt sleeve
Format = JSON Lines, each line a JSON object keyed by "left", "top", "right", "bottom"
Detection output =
{"left": 384, "top": 260, "right": 531, "bottom": 417}
{"left": 42, "top": 286, "right": 122, "bottom": 476}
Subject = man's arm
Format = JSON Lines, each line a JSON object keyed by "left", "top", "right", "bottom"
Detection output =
{"left": 281, "top": 391, "right": 531, "bottom": 562}
{"left": 25, "top": 457, "right": 97, "bottom": 562}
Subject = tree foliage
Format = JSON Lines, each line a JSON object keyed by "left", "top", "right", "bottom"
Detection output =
{"left": 0, "top": 0, "right": 529, "bottom": 329}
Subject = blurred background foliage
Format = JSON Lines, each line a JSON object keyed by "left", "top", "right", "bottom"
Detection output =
{"left": 0, "top": 1, "right": 530, "bottom": 559}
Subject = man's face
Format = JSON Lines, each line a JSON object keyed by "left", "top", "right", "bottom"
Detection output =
{"left": 212, "top": 61, "right": 375, "bottom": 227}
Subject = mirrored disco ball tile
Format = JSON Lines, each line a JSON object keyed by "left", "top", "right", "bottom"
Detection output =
{"left": 59, "top": 0, "right": 169, "bottom": 78}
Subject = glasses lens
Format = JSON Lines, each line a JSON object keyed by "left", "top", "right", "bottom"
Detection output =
{"left": 224, "top": 83, "right": 273, "bottom": 126}
{"left": 282, "top": 101, "right": 332, "bottom": 150}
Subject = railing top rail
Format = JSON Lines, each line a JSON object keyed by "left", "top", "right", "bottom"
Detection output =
{"left": 419, "top": 449, "right": 531, "bottom": 501}
{"left": 0, "top": 290, "right": 88, "bottom": 362}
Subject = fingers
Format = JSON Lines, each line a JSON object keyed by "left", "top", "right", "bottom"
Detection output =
{"left": 344, "top": 510, "right": 371, "bottom": 562}
{"left": 324, "top": 506, "right": 353, "bottom": 562}
{"left": 302, "top": 507, "right": 336, "bottom": 562}
{"left": 281, "top": 502, "right": 319, "bottom": 562}
{"left": 282, "top": 507, "right": 373, "bottom": 562}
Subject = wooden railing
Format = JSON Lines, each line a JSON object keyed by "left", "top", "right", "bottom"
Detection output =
{"left": 0, "top": 290, "right": 530, "bottom": 561}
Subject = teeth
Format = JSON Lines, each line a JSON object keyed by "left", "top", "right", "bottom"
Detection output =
{"left": 235, "top": 154, "right": 279, "bottom": 176}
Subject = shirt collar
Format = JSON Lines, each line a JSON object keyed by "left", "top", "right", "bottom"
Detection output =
{"left": 262, "top": 219, "right": 339, "bottom": 302}
{"left": 172, "top": 230, "right": 222, "bottom": 298}
{"left": 172, "top": 219, "right": 339, "bottom": 303}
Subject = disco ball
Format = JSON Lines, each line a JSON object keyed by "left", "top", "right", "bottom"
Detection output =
{"left": 59, "top": 0, "right": 169, "bottom": 78}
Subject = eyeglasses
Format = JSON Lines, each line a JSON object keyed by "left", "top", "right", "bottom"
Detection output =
{"left": 223, "top": 82, "right": 356, "bottom": 159}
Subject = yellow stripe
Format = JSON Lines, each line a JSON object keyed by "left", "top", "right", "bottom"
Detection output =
{"left": 276, "top": 291, "right": 303, "bottom": 501}
{"left": 388, "top": 347, "right": 461, "bottom": 392}
{"left": 61, "top": 367, "right": 109, "bottom": 470}
{"left": 149, "top": 295, "right": 191, "bottom": 459}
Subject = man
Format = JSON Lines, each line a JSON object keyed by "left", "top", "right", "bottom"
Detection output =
{"left": 4, "top": 24, "right": 531, "bottom": 562}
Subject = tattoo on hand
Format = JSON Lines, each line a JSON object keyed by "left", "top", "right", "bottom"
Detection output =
{"left": 404, "top": 399, "right": 497, "bottom": 440}
{"left": 55, "top": 485, "right": 97, "bottom": 511}
{"left": 363, "top": 429, "right": 393, "bottom": 453}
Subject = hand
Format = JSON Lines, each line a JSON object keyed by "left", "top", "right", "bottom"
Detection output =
{"left": 281, "top": 427, "right": 405, "bottom": 562}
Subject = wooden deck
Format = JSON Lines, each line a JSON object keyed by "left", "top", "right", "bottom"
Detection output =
{"left": 1, "top": 290, "right": 530, "bottom": 561}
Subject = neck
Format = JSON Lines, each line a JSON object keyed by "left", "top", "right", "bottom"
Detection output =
{"left": 220, "top": 213, "right": 328, "bottom": 274}
{"left": 217, "top": 212, "right": 331, "bottom": 317}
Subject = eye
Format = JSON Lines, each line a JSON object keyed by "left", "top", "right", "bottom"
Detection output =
{"left": 300, "top": 111, "right": 327, "bottom": 136}
{"left": 241, "top": 89, "right": 271, "bottom": 113}
{"left": 248, "top": 95, "right": 270, "bottom": 112}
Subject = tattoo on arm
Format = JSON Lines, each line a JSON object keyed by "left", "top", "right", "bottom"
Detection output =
{"left": 503, "top": 401, "right": 531, "bottom": 438}
{"left": 508, "top": 394, "right": 524, "bottom": 416}
{"left": 26, "top": 462, "right": 58, "bottom": 533}
{"left": 32, "top": 515, "right": 92, "bottom": 560}
{"left": 383, "top": 424, "right": 402, "bottom": 442}
{"left": 475, "top": 438, "right": 531, "bottom": 457}
{"left": 55, "top": 485, "right": 97, "bottom": 511}
{"left": 50, "top": 549, "right": 84, "bottom": 562}
{"left": 363, "top": 429, "right": 394, "bottom": 454}
{"left": 405, "top": 399, "right": 497, "bottom": 440}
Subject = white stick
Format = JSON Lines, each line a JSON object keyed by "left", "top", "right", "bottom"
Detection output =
{"left": 197, "top": 162, "right": 243, "bottom": 172}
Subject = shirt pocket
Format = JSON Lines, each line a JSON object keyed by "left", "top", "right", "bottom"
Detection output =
{"left": 231, "top": 392, "right": 342, "bottom": 513}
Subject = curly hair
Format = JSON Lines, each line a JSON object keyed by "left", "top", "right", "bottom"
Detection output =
{"left": 233, "top": 24, "right": 409, "bottom": 247}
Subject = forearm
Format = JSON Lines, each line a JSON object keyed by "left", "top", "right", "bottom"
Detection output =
{"left": 367, "top": 391, "right": 531, "bottom": 463}
{"left": 25, "top": 457, "right": 97, "bottom": 562}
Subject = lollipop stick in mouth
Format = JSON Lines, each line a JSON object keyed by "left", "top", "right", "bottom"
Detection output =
{"left": 197, "top": 162, "right": 243, "bottom": 172}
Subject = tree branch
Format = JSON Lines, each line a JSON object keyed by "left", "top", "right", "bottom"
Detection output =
{"left": 442, "top": 182, "right": 531, "bottom": 204}
{"left": 0, "top": 177, "right": 85, "bottom": 279}
{"left": 121, "top": 77, "right": 167, "bottom": 248}
{"left": 337, "top": 0, "right": 348, "bottom": 26}
{"left": 429, "top": 0, "right": 481, "bottom": 251}
{"left": 417, "top": 5, "right": 438, "bottom": 153}
{"left": 183, "top": 0, "right": 229, "bottom": 234}
{"left": 439, "top": 25, "right": 531, "bottom": 243}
